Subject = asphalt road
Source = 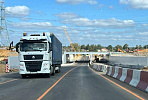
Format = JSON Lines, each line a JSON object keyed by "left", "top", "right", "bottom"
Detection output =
{"left": 0, "top": 63, "right": 147, "bottom": 100}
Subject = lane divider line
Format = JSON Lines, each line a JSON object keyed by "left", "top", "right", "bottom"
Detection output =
{"left": 88, "top": 66, "right": 145, "bottom": 100}
{"left": 0, "top": 79, "right": 18, "bottom": 85}
{"left": 37, "top": 66, "right": 78, "bottom": 100}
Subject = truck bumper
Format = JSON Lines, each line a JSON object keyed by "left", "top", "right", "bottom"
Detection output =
{"left": 19, "top": 61, "right": 51, "bottom": 74}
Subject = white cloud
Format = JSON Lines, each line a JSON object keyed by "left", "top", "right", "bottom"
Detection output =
{"left": 0, "top": 0, "right": 3, "bottom": 2}
{"left": 86, "top": 0, "right": 98, "bottom": 4}
{"left": 142, "top": 24, "right": 148, "bottom": 27}
{"left": 99, "top": 4, "right": 104, "bottom": 8}
{"left": 109, "top": 6, "right": 114, "bottom": 9}
{"left": 20, "top": 17, "right": 31, "bottom": 21}
{"left": 54, "top": 12, "right": 80, "bottom": 19}
{"left": 56, "top": 0, "right": 84, "bottom": 4}
{"left": 9, "top": 22, "right": 52, "bottom": 29}
{"left": 62, "top": 18, "right": 135, "bottom": 28}
{"left": 138, "top": 32, "right": 148, "bottom": 35}
{"left": 56, "top": 0, "right": 98, "bottom": 5}
{"left": 120, "top": 0, "right": 148, "bottom": 9}
{"left": 6, "top": 6, "right": 30, "bottom": 17}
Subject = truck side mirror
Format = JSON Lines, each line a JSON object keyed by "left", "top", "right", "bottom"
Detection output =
{"left": 16, "top": 42, "right": 20, "bottom": 53}
{"left": 48, "top": 42, "right": 52, "bottom": 52}
{"left": 50, "top": 47, "right": 52, "bottom": 51}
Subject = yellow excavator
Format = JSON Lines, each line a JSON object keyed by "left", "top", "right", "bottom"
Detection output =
{"left": 118, "top": 48, "right": 123, "bottom": 53}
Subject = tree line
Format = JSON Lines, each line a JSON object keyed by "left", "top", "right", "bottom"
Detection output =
{"left": 63, "top": 43, "right": 148, "bottom": 52}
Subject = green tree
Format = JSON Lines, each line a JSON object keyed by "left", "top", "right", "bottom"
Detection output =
{"left": 86, "top": 44, "right": 89, "bottom": 50}
{"left": 123, "top": 44, "right": 128, "bottom": 50}
{"left": 115, "top": 45, "right": 123, "bottom": 52}
{"left": 73, "top": 43, "right": 80, "bottom": 51}
{"left": 139, "top": 45, "right": 143, "bottom": 49}
{"left": 135, "top": 45, "right": 138, "bottom": 49}
{"left": 107, "top": 45, "right": 113, "bottom": 52}
{"left": 135, "top": 45, "right": 143, "bottom": 49}
{"left": 81, "top": 45, "right": 86, "bottom": 49}
{"left": 97, "top": 44, "right": 102, "bottom": 50}
{"left": 144, "top": 45, "right": 148, "bottom": 49}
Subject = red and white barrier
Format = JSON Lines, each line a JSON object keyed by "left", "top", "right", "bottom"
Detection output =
{"left": 6, "top": 64, "right": 9, "bottom": 73}
{"left": 113, "top": 67, "right": 119, "bottom": 78}
{"left": 106, "top": 66, "right": 148, "bottom": 93}
{"left": 124, "top": 69, "right": 133, "bottom": 84}
{"left": 146, "top": 87, "right": 148, "bottom": 92}
{"left": 106, "top": 67, "right": 110, "bottom": 75}
{"left": 92, "top": 64, "right": 108, "bottom": 72}
{"left": 120, "top": 68, "right": 128, "bottom": 82}
{"left": 110, "top": 67, "right": 115, "bottom": 77}
{"left": 93, "top": 64, "right": 148, "bottom": 92}
{"left": 129, "top": 70, "right": 141, "bottom": 87}
{"left": 107, "top": 66, "right": 112, "bottom": 76}
{"left": 116, "top": 68, "right": 122, "bottom": 80}
{"left": 137, "top": 71, "right": 148, "bottom": 92}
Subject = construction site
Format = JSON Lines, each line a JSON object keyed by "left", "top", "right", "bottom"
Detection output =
{"left": 0, "top": 2, "right": 148, "bottom": 74}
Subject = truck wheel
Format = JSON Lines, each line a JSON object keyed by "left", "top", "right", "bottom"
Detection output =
{"left": 21, "top": 74, "right": 26, "bottom": 79}
{"left": 55, "top": 67, "right": 61, "bottom": 73}
{"left": 51, "top": 68, "right": 55, "bottom": 76}
{"left": 45, "top": 73, "right": 50, "bottom": 78}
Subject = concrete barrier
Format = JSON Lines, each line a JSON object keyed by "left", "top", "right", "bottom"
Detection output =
{"left": 110, "top": 67, "right": 115, "bottom": 77}
{"left": 116, "top": 68, "right": 122, "bottom": 80}
{"left": 92, "top": 64, "right": 108, "bottom": 72}
{"left": 106, "top": 67, "right": 110, "bottom": 75}
{"left": 137, "top": 71, "right": 148, "bottom": 92}
{"left": 107, "top": 66, "right": 112, "bottom": 76}
{"left": 92, "top": 64, "right": 148, "bottom": 92}
{"left": 113, "top": 67, "right": 119, "bottom": 78}
{"left": 93, "top": 64, "right": 97, "bottom": 69}
{"left": 129, "top": 70, "right": 141, "bottom": 87}
{"left": 120, "top": 68, "right": 129, "bottom": 82}
{"left": 124, "top": 69, "right": 133, "bottom": 84}
{"left": 146, "top": 87, "right": 148, "bottom": 92}
{"left": 100, "top": 65, "right": 102, "bottom": 71}
{"left": 106, "top": 66, "right": 148, "bottom": 92}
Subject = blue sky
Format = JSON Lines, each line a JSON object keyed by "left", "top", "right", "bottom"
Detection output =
{"left": 1, "top": 0, "right": 148, "bottom": 47}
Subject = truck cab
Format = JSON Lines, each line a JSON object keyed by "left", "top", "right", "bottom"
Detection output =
{"left": 16, "top": 33, "right": 62, "bottom": 78}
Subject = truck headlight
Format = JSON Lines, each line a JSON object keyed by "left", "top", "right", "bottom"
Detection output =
{"left": 19, "top": 64, "right": 24, "bottom": 68}
{"left": 43, "top": 63, "right": 49, "bottom": 67}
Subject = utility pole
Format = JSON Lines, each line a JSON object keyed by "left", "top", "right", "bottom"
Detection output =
{"left": 0, "top": 2, "right": 10, "bottom": 47}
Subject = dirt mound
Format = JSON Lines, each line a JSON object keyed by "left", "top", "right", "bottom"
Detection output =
{"left": 0, "top": 64, "right": 6, "bottom": 73}
{"left": 0, "top": 49, "right": 9, "bottom": 57}
{"left": 140, "top": 49, "right": 148, "bottom": 52}
{"left": 0, "top": 48, "right": 18, "bottom": 62}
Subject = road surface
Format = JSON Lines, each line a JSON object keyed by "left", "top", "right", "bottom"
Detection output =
{"left": 0, "top": 63, "right": 147, "bottom": 100}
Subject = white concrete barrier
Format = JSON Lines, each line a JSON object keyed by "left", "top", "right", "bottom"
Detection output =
{"left": 113, "top": 67, "right": 120, "bottom": 78}
{"left": 120, "top": 68, "right": 128, "bottom": 82}
{"left": 107, "top": 66, "right": 112, "bottom": 76}
{"left": 106, "top": 66, "right": 148, "bottom": 93}
{"left": 129, "top": 70, "right": 141, "bottom": 87}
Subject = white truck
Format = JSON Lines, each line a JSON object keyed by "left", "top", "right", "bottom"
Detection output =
{"left": 16, "top": 32, "right": 62, "bottom": 78}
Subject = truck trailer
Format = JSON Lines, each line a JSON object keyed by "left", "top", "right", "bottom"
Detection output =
{"left": 16, "top": 32, "right": 62, "bottom": 78}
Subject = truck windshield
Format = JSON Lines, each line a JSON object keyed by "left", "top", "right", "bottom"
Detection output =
{"left": 20, "top": 42, "right": 47, "bottom": 51}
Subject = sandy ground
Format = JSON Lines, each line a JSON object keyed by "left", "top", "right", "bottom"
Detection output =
{"left": 0, "top": 64, "right": 6, "bottom": 73}
{"left": 140, "top": 67, "right": 148, "bottom": 71}
{"left": 0, "top": 64, "right": 19, "bottom": 73}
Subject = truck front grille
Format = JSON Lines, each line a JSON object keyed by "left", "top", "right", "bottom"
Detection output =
{"left": 24, "top": 55, "right": 43, "bottom": 60}
{"left": 25, "top": 61, "right": 42, "bottom": 72}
